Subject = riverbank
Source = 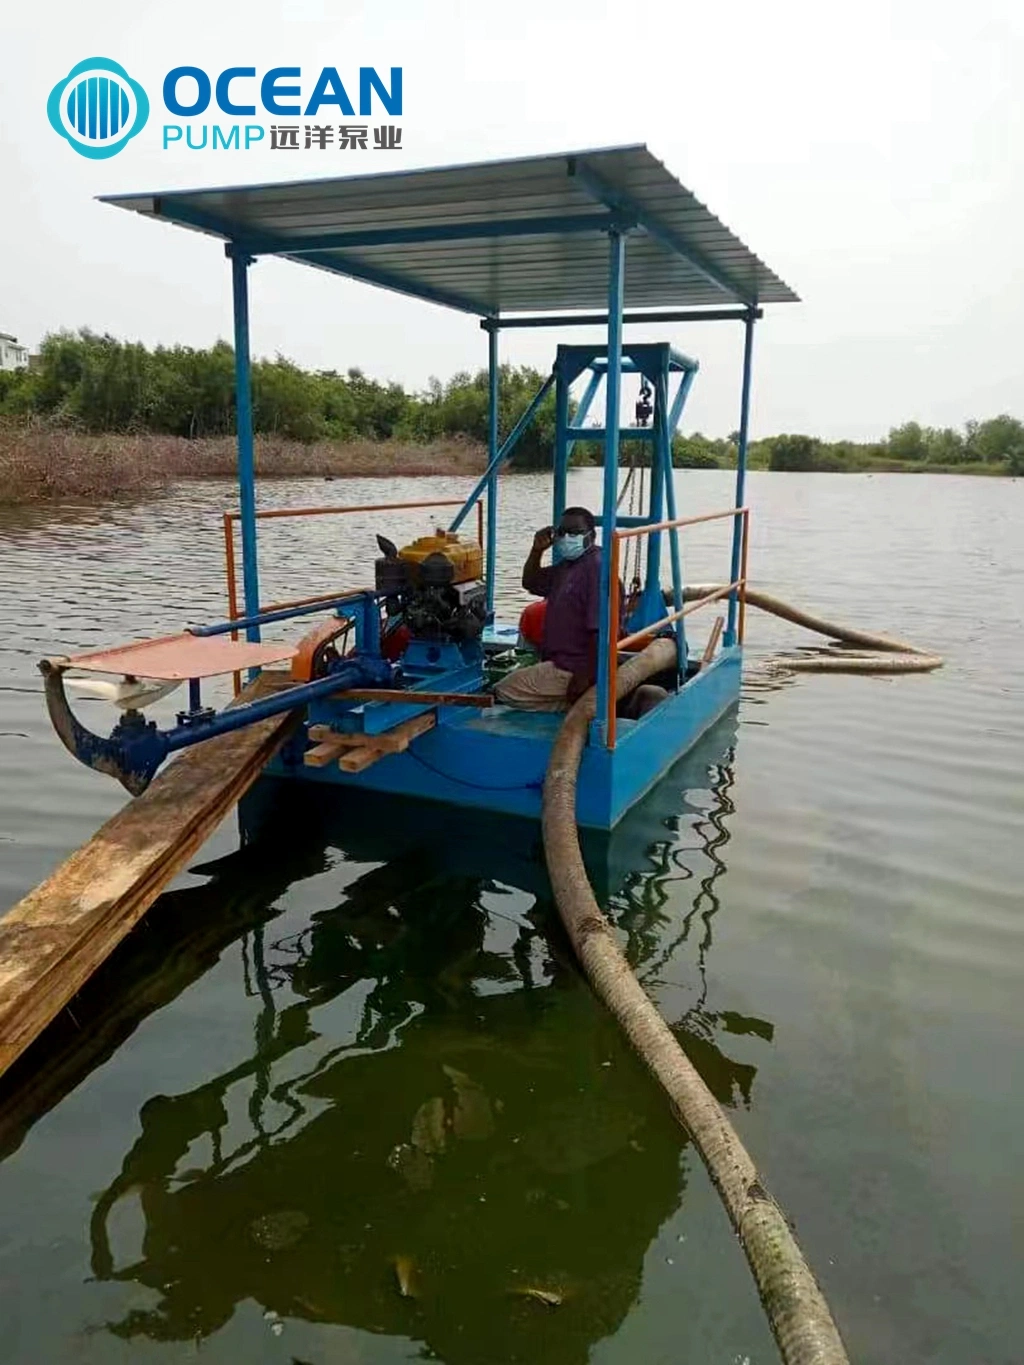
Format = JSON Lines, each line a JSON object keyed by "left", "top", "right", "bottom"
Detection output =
{"left": 0, "top": 427, "right": 487, "bottom": 504}
{"left": 1, "top": 424, "right": 1016, "bottom": 505}
{"left": 745, "top": 451, "right": 1009, "bottom": 476}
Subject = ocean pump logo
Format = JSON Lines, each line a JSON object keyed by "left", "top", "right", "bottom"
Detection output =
{"left": 47, "top": 58, "right": 149, "bottom": 159}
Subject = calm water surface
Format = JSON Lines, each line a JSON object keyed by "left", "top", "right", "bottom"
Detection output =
{"left": 0, "top": 470, "right": 1021, "bottom": 1364}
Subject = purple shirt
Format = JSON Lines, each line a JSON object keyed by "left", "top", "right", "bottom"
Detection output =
{"left": 533, "top": 545, "right": 603, "bottom": 676}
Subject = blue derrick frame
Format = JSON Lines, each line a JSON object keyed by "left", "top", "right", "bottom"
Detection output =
{"left": 446, "top": 328, "right": 705, "bottom": 746}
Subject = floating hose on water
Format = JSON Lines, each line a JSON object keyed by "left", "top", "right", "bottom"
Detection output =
{"left": 541, "top": 592, "right": 942, "bottom": 1364}
{"left": 684, "top": 583, "right": 945, "bottom": 675}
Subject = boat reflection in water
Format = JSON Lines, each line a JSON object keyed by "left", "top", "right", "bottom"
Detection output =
{"left": 68, "top": 718, "right": 771, "bottom": 1364}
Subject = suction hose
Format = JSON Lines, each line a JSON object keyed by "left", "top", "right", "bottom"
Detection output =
{"left": 540, "top": 586, "right": 942, "bottom": 1364}
{"left": 683, "top": 583, "right": 944, "bottom": 674}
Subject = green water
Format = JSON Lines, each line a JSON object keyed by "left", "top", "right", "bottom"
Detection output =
{"left": 0, "top": 470, "right": 1021, "bottom": 1363}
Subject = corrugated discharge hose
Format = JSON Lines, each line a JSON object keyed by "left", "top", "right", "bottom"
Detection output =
{"left": 685, "top": 583, "right": 945, "bottom": 674}
{"left": 541, "top": 591, "right": 942, "bottom": 1365}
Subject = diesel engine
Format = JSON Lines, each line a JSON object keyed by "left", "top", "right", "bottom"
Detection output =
{"left": 374, "top": 530, "right": 487, "bottom": 644}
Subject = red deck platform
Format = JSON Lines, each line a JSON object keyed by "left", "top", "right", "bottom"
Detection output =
{"left": 52, "top": 633, "right": 296, "bottom": 680}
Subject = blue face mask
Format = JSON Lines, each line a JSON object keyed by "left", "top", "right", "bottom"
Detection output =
{"left": 559, "top": 533, "right": 588, "bottom": 561}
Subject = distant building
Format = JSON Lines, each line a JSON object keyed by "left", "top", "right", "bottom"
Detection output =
{"left": 0, "top": 333, "right": 29, "bottom": 371}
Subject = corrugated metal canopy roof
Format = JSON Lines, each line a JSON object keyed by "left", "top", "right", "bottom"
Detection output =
{"left": 101, "top": 144, "right": 798, "bottom": 316}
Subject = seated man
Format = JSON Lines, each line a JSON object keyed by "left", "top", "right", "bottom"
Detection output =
{"left": 495, "top": 506, "right": 601, "bottom": 712}
{"left": 496, "top": 506, "right": 671, "bottom": 718}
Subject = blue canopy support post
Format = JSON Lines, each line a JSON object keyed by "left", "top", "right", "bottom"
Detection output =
{"left": 485, "top": 324, "right": 500, "bottom": 615}
{"left": 725, "top": 309, "right": 756, "bottom": 645}
{"left": 596, "top": 229, "right": 626, "bottom": 746}
{"left": 552, "top": 362, "right": 571, "bottom": 532}
{"left": 229, "top": 246, "right": 260, "bottom": 643}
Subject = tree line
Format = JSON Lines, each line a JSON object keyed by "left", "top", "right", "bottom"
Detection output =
{"left": 0, "top": 330, "right": 558, "bottom": 466}
{"left": 0, "top": 330, "right": 1020, "bottom": 475}
{"left": 759, "top": 424, "right": 1024, "bottom": 475}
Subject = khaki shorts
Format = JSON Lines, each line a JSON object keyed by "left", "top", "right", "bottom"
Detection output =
{"left": 494, "top": 660, "right": 572, "bottom": 712}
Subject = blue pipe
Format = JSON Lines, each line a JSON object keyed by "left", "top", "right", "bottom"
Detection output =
{"left": 238, "top": 210, "right": 618, "bottom": 255}
{"left": 668, "top": 367, "right": 697, "bottom": 433}
{"left": 482, "top": 307, "right": 762, "bottom": 330}
{"left": 566, "top": 369, "right": 601, "bottom": 463}
{"left": 448, "top": 370, "right": 556, "bottom": 532}
{"left": 190, "top": 589, "right": 377, "bottom": 637}
{"left": 725, "top": 311, "right": 756, "bottom": 645}
{"left": 486, "top": 327, "right": 499, "bottom": 615}
{"left": 47, "top": 654, "right": 393, "bottom": 795}
{"left": 595, "top": 230, "right": 626, "bottom": 744}
{"left": 567, "top": 426, "right": 655, "bottom": 441}
{"left": 667, "top": 347, "right": 700, "bottom": 374}
{"left": 163, "top": 658, "right": 388, "bottom": 755}
{"left": 589, "top": 359, "right": 642, "bottom": 374}
{"left": 230, "top": 249, "right": 260, "bottom": 642}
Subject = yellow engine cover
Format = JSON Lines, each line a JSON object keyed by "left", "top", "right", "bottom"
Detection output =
{"left": 398, "top": 530, "right": 483, "bottom": 584}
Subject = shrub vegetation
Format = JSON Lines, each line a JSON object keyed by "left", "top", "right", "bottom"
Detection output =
{"left": 1, "top": 330, "right": 1020, "bottom": 495}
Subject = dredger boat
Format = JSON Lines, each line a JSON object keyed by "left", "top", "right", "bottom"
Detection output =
{"left": 39, "top": 145, "right": 798, "bottom": 829}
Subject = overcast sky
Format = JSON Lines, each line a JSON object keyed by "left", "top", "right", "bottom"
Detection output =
{"left": 1, "top": 0, "right": 1021, "bottom": 440}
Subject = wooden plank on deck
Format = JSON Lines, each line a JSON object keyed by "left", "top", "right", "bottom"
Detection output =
{"left": 0, "top": 672, "right": 300, "bottom": 1082}
{"left": 303, "top": 735, "right": 351, "bottom": 767}
{"left": 337, "top": 746, "right": 388, "bottom": 773}
{"left": 307, "top": 710, "right": 438, "bottom": 774}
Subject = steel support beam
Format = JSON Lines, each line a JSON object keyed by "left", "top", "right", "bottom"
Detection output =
{"left": 562, "top": 369, "right": 602, "bottom": 475}
{"left": 570, "top": 159, "right": 756, "bottom": 306}
{"left": 553, "top": 371, "right": 569, "bottom": 533}
{"left": 300, "top": 249, "right": 492, "bottom": 316}
{"left": 156, "top": 200, "right": 493, "bottom": 315}
{"left": 668, "top": 366, "right": 698, "bottom": 434}
{"left": 596, "top": 230, "right": 626, "bottom": 744}
{"left": 158, "top": 199, "right": 616, "bottom": 255}
{"left": 725, "top": 312, "right": 756, "bottom": 644}
{"left": 228, "top": 247, "right": 260, "bottom": 642}
{"left": 448, "top": 371, "right": 557, "bottom": 532}
{"left": 246, "top": 211, "right": 619, "bottom": 255}
{"left": 486, "top": 327, "right": 499, "bottom": 614}
{"left": 483, "top": 307, "right": 762, "bottom": 330}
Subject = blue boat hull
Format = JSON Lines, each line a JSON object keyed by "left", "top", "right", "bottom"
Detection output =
{"left": 268, "top": 646, "right": 742, "bottom": 831}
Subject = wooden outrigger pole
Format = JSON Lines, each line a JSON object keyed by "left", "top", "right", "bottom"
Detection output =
{"left": 0, "top": 675, "right": 296, "bottom": 1081}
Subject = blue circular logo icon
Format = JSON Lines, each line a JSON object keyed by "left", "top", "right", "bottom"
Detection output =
{"left": 47, "top": 57, "right": 149, "bottom": 159}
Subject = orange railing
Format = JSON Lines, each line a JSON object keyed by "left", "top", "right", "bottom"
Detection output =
{"left": 607, "top": 505, "right": 749, "bottom": 747}
{"left": 222, "top": 497, "right": 485, "bottom": 693}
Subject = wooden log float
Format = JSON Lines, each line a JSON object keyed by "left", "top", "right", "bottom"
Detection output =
{"left": 0, "top": 673, "right": 299, "bottom": 1082}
